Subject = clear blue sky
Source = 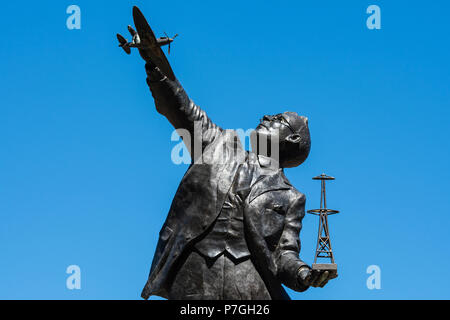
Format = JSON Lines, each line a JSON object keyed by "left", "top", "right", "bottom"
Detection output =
{"left": 1, "top": 0, "right": 449, "bottom": 299}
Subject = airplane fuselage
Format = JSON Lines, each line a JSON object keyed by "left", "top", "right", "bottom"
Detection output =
{"left": 156, "top": 38, "right": 173, "bottom": 47}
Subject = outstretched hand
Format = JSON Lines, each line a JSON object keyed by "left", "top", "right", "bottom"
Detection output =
{"left": 298, "top": 266, "right": 337, "bottom": 288}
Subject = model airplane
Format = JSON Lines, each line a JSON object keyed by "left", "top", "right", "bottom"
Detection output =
{"left": 116, "top": 6, "right": 177, "bottom": 81}
{"left": 117, "top": 26, "right": 178, "bottom": 55}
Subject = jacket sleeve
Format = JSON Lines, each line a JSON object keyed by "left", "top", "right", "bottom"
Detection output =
{"left": 145, "top": 63, "right": 222, "bottom": 158}
{"left": 275, "top": 193, "right": 310, "bottom": 292}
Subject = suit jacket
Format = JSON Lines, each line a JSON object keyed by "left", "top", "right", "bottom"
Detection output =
{"left": 141, "top": 75, "right": 308, "bottom": 300}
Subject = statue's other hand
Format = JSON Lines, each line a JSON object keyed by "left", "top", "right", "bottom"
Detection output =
{"left": 310, "top": 269, "right": 338, "bottom": 288}
{"left": 297, "top": 266, "right": 337, "bottom": 288}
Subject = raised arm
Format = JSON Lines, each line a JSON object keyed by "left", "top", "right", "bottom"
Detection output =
{"left": 145, "top": 62, "right": 222, "bottom": 158}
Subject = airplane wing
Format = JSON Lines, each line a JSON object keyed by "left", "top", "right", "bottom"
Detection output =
{"left": 132, "top": 6, "right": 175, "bottom": 81}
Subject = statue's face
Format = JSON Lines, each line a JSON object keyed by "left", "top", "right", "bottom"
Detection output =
{"left": 253, "top": 111, "right": 311, "bottom": 168}
{"left": 255, "top": 113, "right": 305, "bottom": 141}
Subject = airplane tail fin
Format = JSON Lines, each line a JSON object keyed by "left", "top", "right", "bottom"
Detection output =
{"left": 116, "top": 34, "right": 131, "bottom": 54}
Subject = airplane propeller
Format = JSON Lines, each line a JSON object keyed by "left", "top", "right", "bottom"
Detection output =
{"left": 164, "top": 32, "right": 179, "bottom": 54}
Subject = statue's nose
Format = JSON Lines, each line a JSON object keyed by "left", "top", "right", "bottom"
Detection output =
{"left": 302, "top": 116, "right": 309, "bottom": 125}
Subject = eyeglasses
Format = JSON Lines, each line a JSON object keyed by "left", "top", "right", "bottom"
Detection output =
{"left": 261, "top": 114, "right": 296, "bottom": 134}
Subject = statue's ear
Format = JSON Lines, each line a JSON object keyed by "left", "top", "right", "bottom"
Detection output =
{"left": 285, "top": 133, "right": 302, "bottom": 144}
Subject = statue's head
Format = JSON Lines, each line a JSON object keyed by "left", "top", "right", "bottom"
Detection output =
{"left": 252, "top": 111, "right": 311, "bottom": 168}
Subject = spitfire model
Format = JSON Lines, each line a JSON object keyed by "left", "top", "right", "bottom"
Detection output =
{"left": 117, "top": 25, "right": 178, "bottom": 54}
{"left": 117, "top": 7, "right": 176, "bottom": 83}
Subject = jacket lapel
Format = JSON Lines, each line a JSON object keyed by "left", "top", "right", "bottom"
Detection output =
{"left": 248, "top": 156, "right": 292, "bottom": 203}
{"left": 215, "top": 130, "right": 246, "bottom": 214}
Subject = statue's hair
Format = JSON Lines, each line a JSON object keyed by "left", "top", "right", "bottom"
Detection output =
{"left": 280, "top": 112, "right": 311, "bottom": 168}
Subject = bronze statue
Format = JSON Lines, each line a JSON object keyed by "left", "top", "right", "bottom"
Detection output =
{"left": 118, "top": 6, "right": 337, "bottom": 300}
